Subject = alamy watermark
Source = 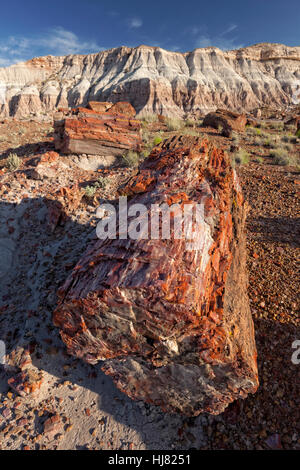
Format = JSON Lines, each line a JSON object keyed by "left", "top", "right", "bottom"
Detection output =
{"left": 0, "top": 340, "right": 5, "bottom": 365}
{"left": 291, "top": 340, "right": 300, "bottom": 365}
{"left": 95, "top": 196, "right": 213, "bottom": 252}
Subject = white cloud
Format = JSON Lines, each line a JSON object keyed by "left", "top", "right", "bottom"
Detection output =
{"left": 128, "top": 17, "right": 143, "bottom": 29}
{"left": 195, "top": 25, "right": 243, "bottom": 51}
{"left": 0, "top": 27, "right": 102, "bottom": 67}
{"left": 221, "top": 24, "right": 238, "bottom": 35}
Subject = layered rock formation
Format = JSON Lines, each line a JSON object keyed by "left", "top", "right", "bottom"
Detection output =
{"left": 53, "top": 135, "right": 259, "bottom": 416}
{"left": 0, "top": 43, "right": 299, "bottom": 118}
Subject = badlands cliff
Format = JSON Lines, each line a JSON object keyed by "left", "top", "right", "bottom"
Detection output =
{"left": 0, "top": 43, "right": 299, "bottom": 118}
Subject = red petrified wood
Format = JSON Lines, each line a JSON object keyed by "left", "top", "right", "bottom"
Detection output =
{"left": 54, "top": 106, "right": 142, "bottom": 156}
{"left": 53, "top": 135, "right": 258, "bottom": 416}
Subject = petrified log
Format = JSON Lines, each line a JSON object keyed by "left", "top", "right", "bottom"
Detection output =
{"left": 53, "top": 135, "right": 258, "bottom": 416}
{"left": 54, "top": 108, "right": 142, "bottom": 156}
{"left": 203, "top": 109, "right": 247, "bottom": 137}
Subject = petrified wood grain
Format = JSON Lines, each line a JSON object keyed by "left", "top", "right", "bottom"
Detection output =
{"left": 53, "top": 135, "right": 258, "bottom": 415}
{"left": 54, "top": 108, "right": 142, "bottom": 156}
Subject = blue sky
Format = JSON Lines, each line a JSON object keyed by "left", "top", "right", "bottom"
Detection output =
{"left": 0, "top": 0, "right": 299, "bottom": 66}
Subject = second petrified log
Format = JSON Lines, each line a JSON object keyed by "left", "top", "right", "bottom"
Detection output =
{"left": 203, "top": 109, "right": 247, "bottom": 137}
{"left": 54, "top": 107, "right": 142, "bottom": 156}
{"left": 53, "top": 135, "right": 258, "bottom": 416}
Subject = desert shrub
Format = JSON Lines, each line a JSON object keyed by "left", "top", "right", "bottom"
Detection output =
{"left": 165, "top": 117, "right": 184, "bottom": 131}
{"left": 5, "top": 153, "right": 21, "bottom": 171}
{"left": 269, "top": 148, "right": 295, "bottom": 166}
{"left": 264, "top": 138, "right": 272, "bottom": 147}
{"left": 153, "top": 135, "right": 163, "bottom": 146}
{"left": 84, "top": 185, "right": 97, "bottom": 198}
{"left": 296, "top": 129, "right": 300, "bottom": 138}
{"left": 141, "top": 114, "right": 158, "bottom": 124}
{"left": 252, "top": 136, "right": 263, "bottom": 146}
{"left": 246, "top": 126, "right": 265, "bottom": 137}
{"left": 282, "top": 143, "right": 293, "bottom": 151}
{"left": 232, "top": 149, "right": 250, "bottom": 165}
{"left": 269, "top": 121, "right": 284, "bottom": 131}
{"left": 122, "top": 151, "right": 141, "bottom": 168}
{"left": 181, "top": 128, "right": 199, "bottom": 136}
{"left": 94, "top": 176, "right": 108, "bottom": 190}
{"left": 281, "top": 134, "right": 294, "bottom": 143}
{"left": 246, "top": 126, "right": 256, "bottom": 135}
{"left": 231, "top": 132, "right": 240, "bottom": 144}
{"left": 141, "top": 132, "right": 164, "bottom": 157}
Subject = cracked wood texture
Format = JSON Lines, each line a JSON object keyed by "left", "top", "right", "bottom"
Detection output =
{"left": 54, "top": 106, "right": 142, "bottom": 156}
{"left": 53, "top": 135, "right": 259, "bottom": 416}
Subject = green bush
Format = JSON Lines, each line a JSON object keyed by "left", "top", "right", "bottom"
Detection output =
{"left": 84, "top": 185, "right": 97, "bottom": 198}
{"left": 153, "top": 135, "right": 163, "bottom": 146}
{"left": 232, "top": 149, "right": 250, "bottom": 165}
{"left": 5, "top": 153, "right": 21, "bottom": 171}
{"left": 94, "top": 176, "right": 108, "bottom": 190}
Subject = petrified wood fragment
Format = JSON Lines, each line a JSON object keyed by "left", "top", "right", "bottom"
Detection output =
{"left": 203, "top": 109, "right": 247, "bottom": 137}
{"left": 54, "top": 107, "right": 142, "bottom": 156}
{"left": 53, "top": 135, "right": 258, "bottom": 415}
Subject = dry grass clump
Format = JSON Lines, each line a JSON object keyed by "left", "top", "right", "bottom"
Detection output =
{"left": 141, "top": 114, "right": 158, "bottom": 124}
{"left": 269, "top": 147, "right": 295, "bottom": 166}
{"left": 269, "top": 121, "right": 284, "bottom": 131}
{"left": 232, "top": 149, "right": 250, "bottom": 166}
{"left": 122, "top": 150, "right": 142, "bottom": 168}
{"left": 5, "top": 153, "right": 21, "bottom": 171}
{"left": 165, "top": 117, "right": 184, "bottom": 131}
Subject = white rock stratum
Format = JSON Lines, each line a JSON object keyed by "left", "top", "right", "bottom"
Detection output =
{"left": 0, "top": 43, "right": 299, "bottom": 118}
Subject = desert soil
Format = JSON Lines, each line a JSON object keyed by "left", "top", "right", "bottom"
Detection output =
{"left": 0, "top": 117, "right": 299, "bottom": 450}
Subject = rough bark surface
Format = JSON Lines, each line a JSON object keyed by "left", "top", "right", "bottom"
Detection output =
{"left": 54, "top": 107, "right": 142, "bottom": 156}
{"left": 53, "top": 135, "right": 258, "bottom": 416}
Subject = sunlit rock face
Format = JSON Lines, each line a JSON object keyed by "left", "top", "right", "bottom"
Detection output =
{"left": 0, "top": 43, "right": 299, "bottom": 118}
{"left": 53, "top": 135, "right": 258, "bottom": 416}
